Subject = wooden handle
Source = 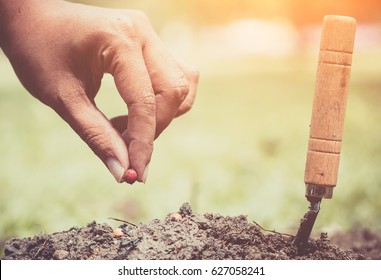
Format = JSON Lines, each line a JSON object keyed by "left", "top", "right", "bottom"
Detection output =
{"left": 304, "top": 16, "right": 356, "bottom": 188}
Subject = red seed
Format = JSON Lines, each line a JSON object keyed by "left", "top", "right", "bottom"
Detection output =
{"left": 123, "top": 169, "right": 138, "bottom": 184}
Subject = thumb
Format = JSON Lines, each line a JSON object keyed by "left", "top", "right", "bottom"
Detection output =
{"left": 53, "top": 93, "right": 130, "bottom": 183}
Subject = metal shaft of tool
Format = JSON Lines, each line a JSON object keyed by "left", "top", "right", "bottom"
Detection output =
{"left": 293, "top": 198, "right": 321, "bottom": 247}
{"left": 293, "top": 15, "right": 356, "bottom": 247}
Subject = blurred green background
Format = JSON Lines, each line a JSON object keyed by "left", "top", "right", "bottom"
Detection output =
{"left": 1, "top": 0, "right": 381, "bottom": 254}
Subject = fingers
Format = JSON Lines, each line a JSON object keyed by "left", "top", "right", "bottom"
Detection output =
{"left": 110, "top": 115, "right": 128, "bottom": 134}
{"left": 109, "top": 61, "right": 199, "bottom": 135}
{"left": 143, "top": 40, "right": 190, "bottom": 138}
{"left": 175, "top": 62, "right": 199, "bottom": 117}
{"left": 52, "top": 89, "right": 129, "bottom": 183}
{"left": 103, "top": 42, "right": 155, "bottom": 182}
{"left": 109, "top": 60, "right": 199, "bottom": 137}
{"left": 103, "top": 12, "right": 199, "bottom": 182}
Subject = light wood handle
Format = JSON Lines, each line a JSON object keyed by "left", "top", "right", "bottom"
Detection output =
{"left": 304, "top": 15, "right": 356, "bottom": 188}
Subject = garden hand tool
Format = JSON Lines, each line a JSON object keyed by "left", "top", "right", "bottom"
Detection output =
{"left": 293, "top": 15, "right": 356, "bottom": 247}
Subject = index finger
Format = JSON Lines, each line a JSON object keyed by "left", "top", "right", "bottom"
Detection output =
{"left": 103, "top": 43, "right": 156, "bottom": 182}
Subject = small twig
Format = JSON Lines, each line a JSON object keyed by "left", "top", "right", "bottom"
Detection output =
{"left": 108, "top": 217, "right": 138, "bottom": 227}
{"left": 252, "top": 221, "right": 294, "bottom": 237}
{"left": 33, "top": 236, "right": 50, "bottom": 259}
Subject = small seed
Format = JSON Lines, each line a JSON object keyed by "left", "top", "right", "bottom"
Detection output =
{"left": 113, "top": 228, "right": 125, "bottom": 238}
{"left": 123, "top": 169, "right": 138, "bottom": 184}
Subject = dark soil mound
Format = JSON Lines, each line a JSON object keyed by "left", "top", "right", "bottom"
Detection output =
{"left": 1, "top": 203, "right": 372, "bottom": 260}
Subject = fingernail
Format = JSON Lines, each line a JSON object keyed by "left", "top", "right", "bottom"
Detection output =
{"left": 142, "top": 164, "right": 150, "bottom": 183}
{"left": 106, "top": 158, "right": 125, "bottom": 183}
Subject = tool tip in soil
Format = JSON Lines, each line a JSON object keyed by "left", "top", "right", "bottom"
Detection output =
{"left": 293, "top": 198, "right": 321, "bottom": 248}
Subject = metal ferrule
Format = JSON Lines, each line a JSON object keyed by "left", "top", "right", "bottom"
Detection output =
{"left": 305, "top": 184, "right": 334, "bottom": 199}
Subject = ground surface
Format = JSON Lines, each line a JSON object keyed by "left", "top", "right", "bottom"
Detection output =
{"left": 2, "top": 203, "right": 380, "bottom": 260}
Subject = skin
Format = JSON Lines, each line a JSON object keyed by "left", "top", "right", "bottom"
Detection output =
{"left": 0, "top": 0, "right": 199, "bottom": 183}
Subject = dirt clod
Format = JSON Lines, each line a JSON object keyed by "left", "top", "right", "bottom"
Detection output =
{"left": 179, "top": 202, "right": 192, "bottom": 216}
{"left": 1, "top": 203, "right": 373, "bottom": 260}
{"left": 53, "top": 249, "right": 69, "bottom": 260}
{"left": 168, "top": 213, "right": 183, "bottom": 221}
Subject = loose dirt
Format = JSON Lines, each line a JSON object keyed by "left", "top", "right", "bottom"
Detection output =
{"left": 2, "top": 203, "right": 379, "bottom": 260}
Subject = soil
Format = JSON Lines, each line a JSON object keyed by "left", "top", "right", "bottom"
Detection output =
{"left": 2, "top": 203, "right": 380, "bottom": 260}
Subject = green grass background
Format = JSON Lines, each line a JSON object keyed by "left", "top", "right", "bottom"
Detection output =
{"left": 1, "top": 33, "right": 381, "bottom": 256}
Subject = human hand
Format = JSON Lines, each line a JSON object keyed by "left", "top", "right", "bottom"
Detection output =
{"left": 0, "top": 0, "right": 198, "bottom": 183}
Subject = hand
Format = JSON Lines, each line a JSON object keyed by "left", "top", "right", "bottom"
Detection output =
{"left": 0, "top": 0, "right": 199, "bottom": 183}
